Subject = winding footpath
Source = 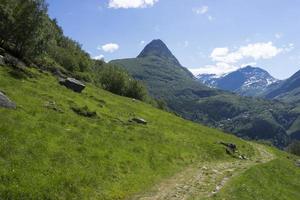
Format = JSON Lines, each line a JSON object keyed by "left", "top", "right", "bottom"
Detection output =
{"left": 130, "top": 143, "right": 276, "bottom": 200}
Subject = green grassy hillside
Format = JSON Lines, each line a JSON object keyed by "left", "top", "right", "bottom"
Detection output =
{"left": 208, "top": 148, "right": 300, "bottom": 200}
{"left": 0, "top": 66, "right": 255, "bottom": 199}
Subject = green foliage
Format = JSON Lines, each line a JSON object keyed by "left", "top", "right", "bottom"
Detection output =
{"left": 0, "top": 0, "right": 93, "bottom": 72}
{"left": 0, "top": 67, "right": 255, "bottom": 199}
{"left": 125, "top": 79, "right": 148, "bottom": 101}
{"left": 94, "top": 63, "right": 149, "bottom": 101}
{"left": 71, "top": 105, "right": 98, "bottom": 118}
{"left": 0, "top": 0, "right": 48, "bottom": 59}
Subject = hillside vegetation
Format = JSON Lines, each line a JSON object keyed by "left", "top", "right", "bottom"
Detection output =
{"left": 112, "top": 40, "right": 300, "bottom": 148}
{"left": 0, "top": 66, "right": 256, "bottom": 199}
{"left": 0, "top": 0, "right": 151, "bottom": 104}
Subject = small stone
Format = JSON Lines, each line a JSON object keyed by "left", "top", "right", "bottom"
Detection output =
{"left": 296, "top": 160, "right": 300, "bottom": 167}
{"left": 131, "top": 117, "right": 147, "bottom": 125}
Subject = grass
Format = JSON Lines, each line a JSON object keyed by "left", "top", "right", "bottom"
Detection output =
{"left": 0, "top": 66, "right": 255, "bottom": 199}
{"left": 208, "top": 147, "right": 300, "bottom": 200}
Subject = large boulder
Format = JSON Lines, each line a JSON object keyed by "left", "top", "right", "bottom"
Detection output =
{"left": 59, "top": 78, "right": 85, "bottom": 93}
{"left": 0, "top": 91, "right": 16, "bottom": 109}
{"left": 4, "top": 53, "right": 26, "bottom": 69}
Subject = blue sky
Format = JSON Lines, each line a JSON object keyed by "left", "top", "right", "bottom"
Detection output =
{"left": 47, "top": 0, "right": 300, "bottom": 79}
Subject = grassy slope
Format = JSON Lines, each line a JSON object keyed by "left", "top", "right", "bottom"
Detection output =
{"left": 208, "top": 147, "right": 300, "bottom": 200}
{"left": 0, "top": 66, "right": 255, "bottom": 200}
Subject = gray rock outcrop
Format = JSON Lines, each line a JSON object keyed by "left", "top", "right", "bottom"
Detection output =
{"left": 0, "top": 91, "right": 16, "bottom": 109}
{"left": 59, "top": 78, "right": 85, "bottom": 93}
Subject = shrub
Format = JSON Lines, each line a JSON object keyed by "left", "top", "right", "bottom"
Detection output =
{"left": 125, "top": 79, "right": 148, "bottom": 101}
{"left": 71, "top": 105, "right": 98, "bottom": 118}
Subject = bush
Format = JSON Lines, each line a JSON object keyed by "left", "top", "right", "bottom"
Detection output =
{"left": 97, "top": 65, "right": 129, "bottom": 95}
{"left": 125, "top": 79, "right": 148, "bottom": 101}
{"left": 94, "top": 64, "right": 149, "bottom": 101}
{"left": 71, "top": 105, "right": 98, "bottom": 118}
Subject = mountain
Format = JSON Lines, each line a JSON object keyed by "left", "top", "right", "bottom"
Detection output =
{"left": 264, "top": 69, "right": 300, "bottom": 105}
{"left": 197, "top": 66, "right": 280, "bottom": 96}
{"left": 111, "top": 39, "right": 300, "bottom": 147}
{"left": 138, "top": 39, "right": 182, "bottom": 66}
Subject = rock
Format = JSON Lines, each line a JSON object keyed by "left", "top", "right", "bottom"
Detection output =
{"left": 220, "top": 142, "right": 237, "bottom": 151}
{"left": 0, "top": 55, "right": 4, "bottom": 66}
{"left": 59, "top": 78, "right": 85, "bottom": 93}
{"left": 4, "top": 53, "right": 26, "bottom": 69}
{"left": 0, "top": 91, "right": 16, "bottom": 109}
{"left": 131, "top": 118, "right": 147, "bottom": 125}
{"left": 0, "top": 47, "right": 5, "bottom": 56}
{"left": 296, "top": 160, "right": 300, "bottom": 167}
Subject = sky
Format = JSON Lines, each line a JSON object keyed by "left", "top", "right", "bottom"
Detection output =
{"left": 47, "top": 0, "right": 300, "bottom": 79}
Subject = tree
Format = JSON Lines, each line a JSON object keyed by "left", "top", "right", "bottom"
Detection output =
{"left": 126, "top": 79, "right": 148, "bottom": 101}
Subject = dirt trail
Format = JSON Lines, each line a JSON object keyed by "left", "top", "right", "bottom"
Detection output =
{"left": 130, "top": 143, "right": 276, "bottom": 200}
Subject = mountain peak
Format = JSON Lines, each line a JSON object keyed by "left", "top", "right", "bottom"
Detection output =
{"left": 197, "top": 66, "right": 279, "bottom": 96}
{"left": 137, "top": 39, "right": 181, "bottom": 65}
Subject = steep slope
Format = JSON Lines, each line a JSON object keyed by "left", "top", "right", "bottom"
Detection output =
{"left": 0, "top": 65, "right": 256, "bottom": 199}
{"left": 263, "top": 69, "right": 300, "bottom": 140}
{"left": 264, "top": 69, "right": 300, "bottom": 104}
{"left": 111, "top": 40, "right": 300, "bottom": 147}
{"left": 197, "top": 66, "right": 279, "bottom": 96}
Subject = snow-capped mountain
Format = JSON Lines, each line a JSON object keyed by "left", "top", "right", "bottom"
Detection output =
{"left": 196, "top": 66, "right": 280, "bottom": 96}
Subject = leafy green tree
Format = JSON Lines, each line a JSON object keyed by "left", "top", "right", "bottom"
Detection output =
{"left": 96, "top": 64, "right": 129, "bottom": 95}
{"left": 12, "top": 0, "right": 48, "bottom": 58}
{"left": 126, "top": 79, "right": 148, "bottom": 101}
{"left": 0, "top": 0, "right": 16, "bottom": 47}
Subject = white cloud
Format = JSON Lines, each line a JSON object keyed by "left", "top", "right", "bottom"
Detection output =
{"left": 93, "top": 54, "right": 104, "bottom": 60}
{"left": 99, "top": 43, "right": 119, "bottom": 53}
{"left": 189, "top": 62, "right": 239, "bottom": 76}
{"left": 284, "top": 43, "right": 295, "bottom": 52}
{"left": 211, "top": 42, "right": 283, "bottom": 63}
{"left": 108, "top": 0, "right": 158, "bottom": 9}
{"left": 192, "top": 42, "right": 291, "bottom": 76}
{"left": 193, "top": 6, "right": 208, "bottom": 15}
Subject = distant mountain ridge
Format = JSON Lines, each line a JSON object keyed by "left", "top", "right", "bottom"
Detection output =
{"left": 111, "top": 39, "right": 300, "bottom": 147}
{"left": 264, "top": 69, "right": 300, "bottom": 106}
{"left": 197, "top": 66, "right": 280, "bottom": 96}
